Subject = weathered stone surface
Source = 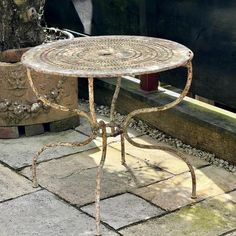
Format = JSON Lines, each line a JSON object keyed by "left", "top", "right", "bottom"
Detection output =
{"left": 21, "top": 146, "right": 172, "bottom": 206}
{"left": 0, "top": 61, "right": 78, "bottom": 127}
{"left": 0, "top": 190, "right": 117, "bottom": 236}
{"left": 0, "top": 164, "right": 38, "bottom": 202}
{"left": 110, "top": 135, "right": 207, "bottom": 175}
{"left": 0, "top": 127, "right": 19, "bottom": 139}
{"left": 75, "top": 117, "right": 92, "bottom": 136}
{"left": 22, "top": 164, "right": 129, "bottom": 206}
{"left": 132, "top": 165, "right": 236, "bottom": 211}
{"left": 24, "top": 124, "right": 44, "bottom": 136}
{"left": 0, "top": 130, "right": 101, "bottom": 169}
{"left": 82, "top": 193, "right": 165, "bottom": 229}
{"left": 120, "top": 192, "right": 236, "bottom": 236}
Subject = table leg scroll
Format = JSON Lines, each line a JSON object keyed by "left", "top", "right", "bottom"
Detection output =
{"left": 122, "top": 61, "right": 197, "bottom": 199}
{"left": 26, "top": 68, "right": 99, "bottom": 187}
{"left": 27, "top": 68, "right": 97, "bottom": 129}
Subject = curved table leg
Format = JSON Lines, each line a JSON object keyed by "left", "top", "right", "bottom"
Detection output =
{"left": 27, "top": 68, "right": 97, "bottom": 129}
{"left": 109, "top": 77, "right": 127, "bottom": 164}
{"left": 88, "top": 77, "right": 97, "bottom": 123}
{"left": 32, "top": 134, "right": 96, "bottom": 187}
{"left": 26, "top": 69, "right": 99, "bottom": 187}
{"left": 120, "top": 132, "right": 126, "bottom": 165}
{"left": 95, "top": 121, "right": 107, "bottom": 236}
{"left": 110, "top": 77, "right": 122, "bottom": 129}
{"left": 122, "top": 61, "right": 197, "bottom": 199}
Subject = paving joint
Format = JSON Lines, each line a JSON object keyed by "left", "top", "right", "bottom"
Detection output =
{"left": 0, "top": 188, "right": 42, "bottom": 205}
{"left": 16, "top": 145, "right": 101, "bottom": 172}
{"left": 0, "top": 159, "right": 40, "bottom": 185}
{"left": 31, "top": 185, "right": 121, "bottom": 234}
{"left": 79, "top": 207, "right": 123, "bottom": 235}
{"left": 116, "top": 209, "right": 169, "bottom": 231}
{"left": 49, "top": 189, "right": 121, "bottom": 235}
{"left": 128, "top": 191, "right": 169, "bottom": 213}
{"left": 219, "top": 228, "right": 236, "bottom": 236}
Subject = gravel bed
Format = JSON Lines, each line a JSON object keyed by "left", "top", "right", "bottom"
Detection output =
{"left": 80, "top": 99, "right": 236, "bottom": 173}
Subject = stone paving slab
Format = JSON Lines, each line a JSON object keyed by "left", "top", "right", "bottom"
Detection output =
{"left": 21, "top": 146, "right": 172, "bottom": 206}
{"left": 120, "top": 192, "right": 236, "bottom": 236}
{"left": 55, "top": 145, "right": 173, "bottom": 176}
{"left": 110, "top": 135, "right": 208, "bottom": 175}
{"left": 23, "top": 164, "right": 129, "bottom": 206}
{"left": 0, "top": 164, "right": 38, "bottom": 202}
{"left": 132, "top": 165, "right": 236, "bottom": 211}
{"left": 0, "top": 130, "right": 101, "bottom": 169}
{"left": 0, "top": 190, "right": 117, "bottom": 236}
{"left": 81, "top": 193, "right": 165, "bottom": 229}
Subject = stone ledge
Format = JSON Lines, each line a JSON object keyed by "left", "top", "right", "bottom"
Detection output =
{"left": 79, "top": 78, "right": 236, "bottom": 164}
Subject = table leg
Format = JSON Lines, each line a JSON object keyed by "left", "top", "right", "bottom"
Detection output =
{"left": 26, "top": 69, "right": 99, "bottom": 188}
{"left": 27, "top": 69, "right": 96, "bottom": 127}
{"left": 95, "top": 121, "right": 107, "bottom": 236}
{"left": 110, "top": 77, "right": 122, "bottom": 134}
{"left": 120, "top": 133, "right": 126, "bottom": 165}
{"left": 121, "top": 61, "right": 197, "bottom": 199}
{"left": 88, "top": 77, "right": 97, "bottom": 123}
{"left": 109, "top": 77, "right": 127, "bottom": 165}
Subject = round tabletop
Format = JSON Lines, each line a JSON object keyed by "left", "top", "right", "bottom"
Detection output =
{"left": 21, "top": 35, "right": 193, "bottom": 78}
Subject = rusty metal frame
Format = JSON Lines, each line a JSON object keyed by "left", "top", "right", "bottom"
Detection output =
{"left": 27, "top": 68, "right": 99, "bottom": 188}
{"left": 122, "top": 61, "right": 197, "bottom": 199}
{"left": 26, "top": 60, "right": 195, "bottom": 236}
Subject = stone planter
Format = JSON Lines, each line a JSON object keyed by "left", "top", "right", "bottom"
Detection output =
{"left": 0, "top": 30, "right": 79, "bottom": 138}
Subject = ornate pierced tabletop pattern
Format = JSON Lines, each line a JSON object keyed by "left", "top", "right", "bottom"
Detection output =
{"left": 21, "top": 36, "right": 193, "bottom": 78}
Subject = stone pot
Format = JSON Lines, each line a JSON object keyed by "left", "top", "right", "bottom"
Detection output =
{"left": 0, "top": 29, "right": 79, "bottom": 137}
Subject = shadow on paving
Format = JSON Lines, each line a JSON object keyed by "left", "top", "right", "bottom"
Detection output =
{"left": 20, "top": 144, "right": 172, "bottom": 206}
{"left": 20, "top": 141, "right": 236, "bottom": 235}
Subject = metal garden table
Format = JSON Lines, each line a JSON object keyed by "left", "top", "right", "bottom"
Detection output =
{"left": 21, "top": 35, "right": 196, "bottom": 236}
